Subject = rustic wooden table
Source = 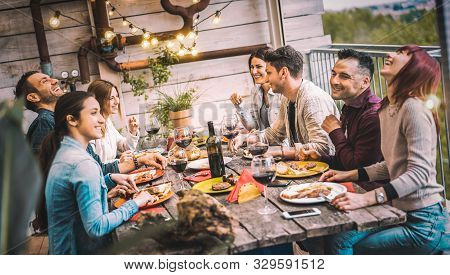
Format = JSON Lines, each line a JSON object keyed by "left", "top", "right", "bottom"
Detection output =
{"left": 114, "top": 149, "right": 406, "bottom": 254}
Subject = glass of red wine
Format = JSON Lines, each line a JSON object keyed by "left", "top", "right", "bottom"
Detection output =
{"left": 251, "top": 155, "right": 277, "bottom": 215}
{"left": 145, "top": 116, "right": 160, "bottom": 146}
{"left": 168, "top": 148, "right": 189, "bottom": 190}
{"left": 174, "top": 127, "right": 192, "bottom": 149}
{"left": 221, "top": 114, "right": 239, "bottom": 153}
{"left": 247, "top": 131, "right": 269, "bottom": 157}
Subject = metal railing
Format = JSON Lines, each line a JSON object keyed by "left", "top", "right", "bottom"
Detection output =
{"left": 306, "top": 44, "right": 448, "bottom": 199}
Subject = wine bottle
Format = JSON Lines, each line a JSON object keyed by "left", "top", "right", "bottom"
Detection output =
{"left": 206, "top": 121, "right": 226, "bottom": 178}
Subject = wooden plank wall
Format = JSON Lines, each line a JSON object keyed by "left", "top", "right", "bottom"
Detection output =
{"left": 0, "top": 0, "right": 331, "bottom": 131}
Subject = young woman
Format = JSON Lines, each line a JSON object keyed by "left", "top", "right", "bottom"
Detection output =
{"left": 320, "top": 45, "right": 448, "bottom": 254}
{"left": 41, "top": 91, "right": 153, "bottom": 254}
{"left": 229, "top": 47, "right": 283, "bottom": 131}
{"left": 88, "top": 80, "right": 139, "bottom": 162}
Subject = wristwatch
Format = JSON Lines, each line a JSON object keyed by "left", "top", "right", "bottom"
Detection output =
{"left": 375, "top": 190, "right": 385, "bottom": 204}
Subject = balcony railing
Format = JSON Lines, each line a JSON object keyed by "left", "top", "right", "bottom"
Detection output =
{"left": 306, "top": 44, "right": 448, "bottom": 199}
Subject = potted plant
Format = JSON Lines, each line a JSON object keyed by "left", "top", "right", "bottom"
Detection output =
{"left": 151, "top": 85, "right": 199, "bottom": 129}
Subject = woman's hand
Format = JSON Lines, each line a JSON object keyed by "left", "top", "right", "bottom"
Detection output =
{"left": 132, "top": 192, "right": 155, "bottom": 208}
{"left": 230, "top": 93, "right": 242, "bottom": 106}
{"left": 107, "top": 185, "right": 129, "bottom": 199}
{"left": 119, "top": 150, "right": 134, "bottom": 163}
{"left": 110, "top": 174, "right": 138, "bottom": 193}
{"left": 319, "top": 169, "right": 358, "bottom": 182}
{"left": 128, "top": 116, "right": 139, "bottom": 136}
{"left": 137, "top": 153, "right": 168, "bottom": 169}
{"left": 297, "top": 148, "right": 321, "bottom": 161}
{"left": 331, "top": 192, "right": 372, "bottom": 211}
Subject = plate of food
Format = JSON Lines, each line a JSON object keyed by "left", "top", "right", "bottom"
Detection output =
{"left": 129, "top": 168, "right": 165, "bottom": 185}
{"left": 134, "top": 148, "right": 165, "bottom": 158}
{"left": 187, "top": 157, "right": 233, "bottom": 170}
{"left": 192, "top": 176, "right": 237, "bottom": 194}
{"left": 114, "top": 183, "right": 174, "bottom": 209}
{"left": 242, "top": 150, "right": 253, "bottom": 160}
{"left": 276, "top": 161, "right": 329, "bottom": 178}
{"left": 192, "top": 136, "right": 207, "bottom": 147}
{"left": 280, "top": 182, "right": 346, "bottom": 204}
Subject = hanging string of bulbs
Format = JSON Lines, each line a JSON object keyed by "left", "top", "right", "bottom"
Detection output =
{"left": 48, "top": 0, "right": 235, "bottom": 57}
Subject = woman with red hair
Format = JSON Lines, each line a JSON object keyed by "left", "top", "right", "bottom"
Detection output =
{"left": 319, "top": 45, "right": 448, "bottom": 254}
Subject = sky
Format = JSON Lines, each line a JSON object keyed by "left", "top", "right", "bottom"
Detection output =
{"left": 323, "top": 0, "right": 406, "bottom": 11}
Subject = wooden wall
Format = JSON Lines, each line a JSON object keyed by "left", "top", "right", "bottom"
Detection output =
{"left": 0, "top": 0, "right": 331, "bottom": 131}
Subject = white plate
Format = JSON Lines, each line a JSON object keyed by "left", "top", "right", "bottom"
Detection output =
{"left": 279, "top": 182, "right": 347, "bottom": 204}
{"left": 187, "top": 157, "right": 233, "bottom": 170}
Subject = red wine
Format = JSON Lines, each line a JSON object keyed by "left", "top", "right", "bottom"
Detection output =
{"left": 223, "top": 131, "right": 238, "bottom": 140}
{"left": 170, "top": 160, "right": 187, "bottom": 173}
{"left": 206, "top": 121, "right": 226, "bottom": 178}
{"left": 175, "top": 138, "right": 192, "bottom": 148}
{"left": 253, "top": 172, "right": 275, "bottom": 185}
{"left": 248, "top": 145, "right": 269, "bottom": 156}
{"left": 146, "top": 127, "right": 160, "bottom": 135}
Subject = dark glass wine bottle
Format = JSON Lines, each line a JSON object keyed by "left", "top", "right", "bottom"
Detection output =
{"left": 206, "top": 121, "right": 226, "bottom": 178}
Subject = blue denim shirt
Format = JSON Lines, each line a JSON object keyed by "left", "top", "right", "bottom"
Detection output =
{"left": 45, "top": 136, "right": 138, "bottom": 254}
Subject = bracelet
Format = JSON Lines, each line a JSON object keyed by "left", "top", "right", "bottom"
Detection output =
{"left": 133, "top": 155, "right": 139, "bottom": 169}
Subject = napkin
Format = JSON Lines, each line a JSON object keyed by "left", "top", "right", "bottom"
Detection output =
{"left": 340, "top": 182, "right": 355, "bottom": 193}
{"left": 226, "top": 169, "right": 265, "bottom": 204}
{"left": 183, "top": 170, "right": 211, "bottom": 182}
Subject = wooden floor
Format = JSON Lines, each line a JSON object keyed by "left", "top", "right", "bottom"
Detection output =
{"left": 24, "top": 235, "right": 48, "bottom": 255}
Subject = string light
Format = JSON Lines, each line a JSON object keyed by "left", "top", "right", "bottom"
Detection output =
{"left": 122, "top": 17, "right": 129, "bottom": 26}
{"left": 104, "top": 30, "right": 116, "bottom": 41}
{"left": 187, "top": 31, "right": 196, "bottom": 39}
{"left": 49, "top": 11, "right": 61, "bottom": 28}
{"left": 105, "top": 0, "right": 110, "bottom": 5}
{"left": 151, "top": 37, "right": 159, "bottom": 46}
{"left": 130, "top": 24, "right": 139, "bottom": 34}
{"left": 177, "top": 48, "right": 186, "bottom": 56}
{"left": 166, "top": 41, "right": 174, "bottom": 49}
{"left": 108, "top": 7, "right": 116, "bottom": 17}
{"left": 176, "top": 33, "right": 185, "bottom": 41}
{"left": 212, "top": 11, "right": 221, "bottom": 24}
{"left": 193, "top": 0, "right": 200, "bottom": 3}
{"left": 141, "top": 39, "right": 151, "bottom": 49}
{"left": 142, "top": 30, "right": 151, "bottom": 40}
{"left": 191, "top": 47, "right": 198, "bottom": 56}
{"left": 193, "top": 14, "right": 200, "bottom": 25}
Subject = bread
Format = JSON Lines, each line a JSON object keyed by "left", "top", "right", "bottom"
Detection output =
{"left": 211, "top": 182, "right": 231, "bottom": 191}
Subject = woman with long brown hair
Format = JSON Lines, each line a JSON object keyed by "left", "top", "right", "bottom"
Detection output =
{"left": 41, "top": 91, "right": 153, "bottom": 254}
{"left": 88, "top": 80, "right": 139, "bottom": 162}
{"left": 319, "top": 45, "right": 448, "bottom": 254}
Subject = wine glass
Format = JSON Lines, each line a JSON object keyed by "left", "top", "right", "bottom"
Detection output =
{"left": 145, "top": 116, "right": 160, "bottom": 145}
{"left": 168, "top": 148, "right": 189, "bottom": 190}
{"left": 251, "top": 155, "right": 277, "bottom": 215}
{"left": 221, "top": 114, "right": 239, "bottom": 152}
{"left": 174, "top": 127, "right": 192, "bottom": 149}
{"left": 247, "top": 130, "right": 269, "bottom": 157}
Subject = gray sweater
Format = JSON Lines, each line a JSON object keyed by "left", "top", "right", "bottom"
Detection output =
{"left": 365, "top": 97, "right": 443, "bottom": 211}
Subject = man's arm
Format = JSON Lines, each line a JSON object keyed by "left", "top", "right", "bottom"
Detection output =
{"left": 264, "top": 98, "right": 288, "bottom": 145}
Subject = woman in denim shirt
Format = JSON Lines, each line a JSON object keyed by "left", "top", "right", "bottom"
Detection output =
{"left": 230, "top": 47, "right": 282, "bottom": 130}
{"left": 41, "top": 92, "right": 153, "bottom": 254}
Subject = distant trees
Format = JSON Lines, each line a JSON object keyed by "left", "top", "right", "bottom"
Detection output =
{"left": 322, "top": 8, "right": 439, "bottom": 45}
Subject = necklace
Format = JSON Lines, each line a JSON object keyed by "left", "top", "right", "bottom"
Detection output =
{"left": 387, "top": 104, "right": 399, "bottom": 117}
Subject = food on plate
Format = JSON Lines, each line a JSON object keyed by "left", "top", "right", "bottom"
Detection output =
{"left": 243, "top": 150, "right": 253, "bottom": 159}
{"left": 212, "top": 181, "right": 232, "bottom": 191}
{"left": 276, "top": 161, "right": 318, "bottom": 175}
{"left": 281, "top": 183, "right": 332, "bottom": 199}
{"left": 193, "top": 136, "right": 207, "bottom": 146}
{"left": 132, "top": 183, "right": 172, "bottom": 206}
{"left": 133, "top": 169, "right": 157, "bottom": 183}
{"left": 199, "top": 150, "right": 208, "bottom": 159}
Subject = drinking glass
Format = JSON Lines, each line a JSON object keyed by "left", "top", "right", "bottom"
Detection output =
{"left": 247, "top": 130, "right": 269, "bottom": 157}
{"left": 145, "top": 116, "right": 160, "bottom": 145}
{"left": 174, "top": 127, "right": 192, "bottom": 149}
{"left": 168, "top": 148, "right": 189, "bottom": 190}
{"left": 251, "top": 155, "right": 277, "bottom": 215}
{"left": 221, "top": 114, "right": 239, "bottom": 152}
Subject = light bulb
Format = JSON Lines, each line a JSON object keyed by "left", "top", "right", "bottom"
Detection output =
{"left": 212, "top": 11, "right": 221, "bottom": 24}
{"left": 194, "top": 14, "right": 200, "bottom": 25}
{"left": 191, "top": 48, "right": 198, "bottom": 56}
{"left": 108, "top": 9, "right": 114, "bottom": 16}
{"left": 104, "top": 30, "right": 116, "bottom": 41}
{"left": 178, "top": 48, "right": 186, "bottom": 56}
{"left": 166, "top": 41, "right": 174, "bottom": 49}
{"left": 187, "top": 31, "right": 196, "bottom": 39}
{"left": 143, "top": 31, "right": 151, "bottom": 40}
{"left": 176, "top": 33, "right": 185, "bottom": 41}
{"left": 193, "top": 0, "right": 199, "bottom": 3}
{"left": 49, "top": 11, "right": 61, "bottom": 28}
{"left": 122, "top": 18, "right": 129, "bottom": 26}
{"left": 105, "top": 0, "right": 110, "bottom": 5}
{"left": 151, "top": 37, "right": 158, "bottom": 46}
{"left": 130, "top": 25, "right": 138, "bottom": 34}
{"left": 141, "top": 39, "right": 151, "bottom": 49}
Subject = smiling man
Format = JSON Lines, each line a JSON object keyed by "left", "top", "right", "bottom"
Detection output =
{"left": 300, "top": 49, "right": 386, "bottom": 191}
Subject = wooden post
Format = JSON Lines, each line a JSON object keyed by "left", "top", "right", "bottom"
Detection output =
{"left": 265, "top": 0, "right": 286, "bottom": 49}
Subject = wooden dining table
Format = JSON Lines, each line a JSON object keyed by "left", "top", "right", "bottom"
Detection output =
{"left": 113, "top": 148, "right": 407, "bottom": 254}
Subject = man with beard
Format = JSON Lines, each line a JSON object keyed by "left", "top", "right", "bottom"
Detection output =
{"left": 299, "top": 49, "right": 386, "bottom": 191}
